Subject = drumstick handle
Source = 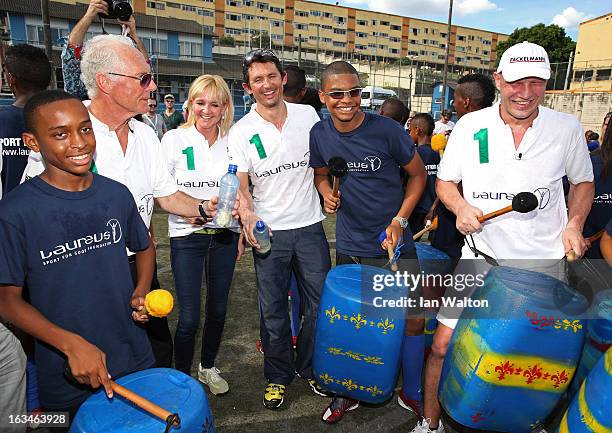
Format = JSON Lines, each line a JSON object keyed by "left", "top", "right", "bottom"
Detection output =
{"left": 566, "top": 230, "right": 605, "bottom": 262}
{"left": 332, "top": 176, "right": 340, "bottom": 198}
{"left": 386, "top": 244, "right": 398, "bottom": 271}
{"left": 478, "top": 204, "right": 513, "bottom": 223}
{"left": 111, "top": 381, "right": 179, "bottom": 426}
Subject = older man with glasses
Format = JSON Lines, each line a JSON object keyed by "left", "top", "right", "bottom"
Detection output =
{"left": 229, "top": 49, "right": 332, "bottom": 409}
{"left": 21, "top": 34, "right": 232, "bottom": 371}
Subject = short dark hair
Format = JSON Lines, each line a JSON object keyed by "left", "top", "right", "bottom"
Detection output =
{"left": 441, "top": 109, "right": 452, "bottom": 117}
{"left": 24, "top": 90, "right": 81, "bottom": 133}
{"left": 242, "top": 49, "right": 283, "bottom": 84}
{"left": 456, "top": 73, "right": 496, "bottom": 109}
{"left": 4, "top": 44, "right": 51, "bottom": 93}
{"left": 589, "top": 132, "right": 599, "bottom": 141}
{"left": 300, "top": 87, "right": 322, "bottom": 112}
{"left": 380, "top": 97, "right": 409, "bottom": 125}
{"left": 411, "top": 113, "right": 435, "bottom": 136}
{"left": 284, "top": 65, "right": 306, "bottom": 97}
{"left": 321, "top": 61, "right": 359, "bottom": 89}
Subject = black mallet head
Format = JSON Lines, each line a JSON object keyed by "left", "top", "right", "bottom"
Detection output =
{"left": 328, "top": 156, "right": 348, "bottom": 178}
{"left": 512, "top": 192, "right": 539, "bottom": 213}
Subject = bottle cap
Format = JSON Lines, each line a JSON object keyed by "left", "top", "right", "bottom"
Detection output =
{"left": 228, "top": 164, "right": 238, "bottom": 174}
{"left": 256, "top": 220, "right": 266, "bottom": 231}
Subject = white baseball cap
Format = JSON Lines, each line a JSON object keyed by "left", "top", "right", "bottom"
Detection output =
{"left": 496, "top": 41, "right": 551, "bottom": 82}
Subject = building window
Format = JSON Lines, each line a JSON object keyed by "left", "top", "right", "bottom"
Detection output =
{"left": 357, "top": 20, "right": 368, "bottom": 26}
{"left": 323, "top": 12, "right": 332, "bottom": 18}
{"left": 295, "top": 23, "right": 308, "bottom": 30}
{"left": 390, "top": 37, "right": 400, "bottom": 43}
{"left": 323, "top": 37, "right": 332, "bottom": 43}
{"left": 408, "top": 50, "right": 418, "bottom": 56}
{"left": 202, "top": 25, "right": 214, "bottom": 33}
{"left": 410, "top": 39, "right": 418, "bottom": 44}
{"left": 371, "top": 19, "right": 377, "bottom": 25}
{"left": 256, "top": 2, "right": 268, "bottom": 10}
{"left": 296, "top": 10, "right": 309, "bottom": 17}
{"left": 412, "top": 28, "right": 419, "bottom": 35}
{"left": 198, "top": 9, "right": 214, "bottom": 16}
{"left": 166, "top": 2, "right": 180, "bottom": 8}
{"left": 270, "top": 7, "right": 284, "bottom": 13}
{"left": 456, "top": 46, "right": 465, "bottom": 52}
{"left": 389, "top": 48, "right": 399, "bottom": 54}
{"left": 356, "top": 32, "right": 368, "bottom": 38}
{"left": 457, "top": 35, "right": 466, "bottom": 41}
{"left": 456, "top": 57, "right": 463, "bottom": 63}
{"left": 271, "top": 20, "right": 282, "bottom": 27}
{"left": 596, "top": 69, "right": 611, "bottom": 81}
{"left": 380, "top": 20, "right": 389, "bottom": 26}
{"left": 179, "top": 41, "right": 202, "bottom": 58}
{"left": 310, "top": 10, "right": 321, "bottom": 17}
{"left": 147, "top": 1, "right": 165, "bottom": 10}
{"left": 334, "top": 29, "right": 346, "bottom": 35}
{"left": 226, "top": 13, "right": 241, "bottom": 21}
{"left": 182, "top": 5, "right": 196, "bottom": 12}
{"left": 391, "top": 24, "right": 401, "bottom": 31}
{"left": 321, "top": 25, "right": 332, "bottom": 30}
{"left": 440, "top": 32, "right": 447, "bottom": 38}
{"left": 333, "top": 41, "right": 346, "bottom": 47}
{"left": 225, "top": 28, "right": 241, "bottom": 35}
{"left": 468, "top": 35, "right": 475, "bottom": 41}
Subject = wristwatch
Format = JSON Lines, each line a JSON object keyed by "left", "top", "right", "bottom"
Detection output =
{"left": 198, "top": 200, "right": 212, "bottom": 221}
{"left": 392, "top": 216, "right": 408, "bottom": 230}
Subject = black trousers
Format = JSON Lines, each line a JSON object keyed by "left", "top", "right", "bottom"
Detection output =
{"left": 128, "top": 259, "right": 174, "bottom": 368}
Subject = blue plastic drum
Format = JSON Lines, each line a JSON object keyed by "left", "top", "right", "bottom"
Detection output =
{"left": 313, "top": 264, "right": 408, "bottom": 403}
{"left": 439, "top": 266, "right": 587, "bottom": 433}
{"left": 556, "top": 347, "right": 612, "bottom": 433}
{"left": 415, "top": 242, "right": 451, "bottom": 276}
{"left": 69, "top": 368, "right": 215, "bottom": 433}
{"left": 569, "top": 289, "right": 612, "bottom": 398}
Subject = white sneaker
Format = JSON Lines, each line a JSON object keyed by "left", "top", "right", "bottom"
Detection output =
{"left": 409, "top": 419, "right": 445, "bottom": 433}
{"left": 198, "top": 365, "right": 229, "bottom": 395}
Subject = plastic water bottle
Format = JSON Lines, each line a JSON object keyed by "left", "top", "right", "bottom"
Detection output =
{"left": 213, "top": 164, "right": 239, "bottom": 228}
{"left": 253, "top": 220, "right": 271, "bottom": 254}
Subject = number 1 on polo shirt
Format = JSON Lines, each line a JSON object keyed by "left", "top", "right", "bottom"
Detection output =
{"left": 250, "top": 134, "right": 267, "bottom": 159}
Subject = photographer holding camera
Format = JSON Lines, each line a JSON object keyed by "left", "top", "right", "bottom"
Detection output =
{"left": 63, "top": 0, "right": 147, "bottom": 100}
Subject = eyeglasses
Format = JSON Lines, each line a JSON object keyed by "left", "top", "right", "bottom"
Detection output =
{"left": 323, "top": 88, "right": 363, "bottom": 100}
{"left": 243, "top": 49, "right": 279, "bottom": 67}
{"left": 148, "top": 104, "right": 157, "bottom": 107}
{"left": 107, "top": 72, "right": 153, "bottom": 88}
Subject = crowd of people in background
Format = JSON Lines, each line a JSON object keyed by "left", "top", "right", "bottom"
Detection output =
{"left": 0, "top": 2, "right": 611, "bottom": 433}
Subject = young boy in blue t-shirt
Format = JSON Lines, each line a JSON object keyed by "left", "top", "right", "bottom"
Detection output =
{"left": 0, "top": 90, "right": 156, "bottom": 424}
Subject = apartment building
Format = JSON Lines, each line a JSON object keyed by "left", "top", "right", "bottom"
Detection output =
{"left": 570, "top": 13, "right": 612, "bottom": 91}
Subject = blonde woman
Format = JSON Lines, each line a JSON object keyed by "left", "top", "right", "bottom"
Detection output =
{"left": 163, "top": 75, "right": 240, "bottom": 394}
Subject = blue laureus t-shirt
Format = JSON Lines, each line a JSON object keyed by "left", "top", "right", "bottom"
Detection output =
{"left": 0, "top": 174, "right": 154, "bottom": 409}
{"left": 310, "top": 113, "right": 416, "bottom": 257}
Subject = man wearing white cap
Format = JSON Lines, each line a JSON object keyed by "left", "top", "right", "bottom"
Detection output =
{"left": 410, "top": 41, "right": 594, "bottom": 433}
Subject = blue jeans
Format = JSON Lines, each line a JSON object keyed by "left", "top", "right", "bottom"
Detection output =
{"left": 254, "top": 221, "right": 331, "bottom": 385}
{"left": 171, "top": 230, "right": 239, "bottom": 373}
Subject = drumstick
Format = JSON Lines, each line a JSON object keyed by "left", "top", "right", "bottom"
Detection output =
{"left": 328, "top": 156, "right": 348, "bottom": 198}
{"left": 478, "top": 192, "right": 539, "bottom": 223}
{"left": 566, "top": 230, "right": 605, "bottom": 262}
{"left": 387, "top": 244, "right": 398, "bottom": 272}
{"left": 412, "top": 216, "right": 439, "bottom": 240}
{"left": 111, "top": 381, "right": 180, "bottom": 427}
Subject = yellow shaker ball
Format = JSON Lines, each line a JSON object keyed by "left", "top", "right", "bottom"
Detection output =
{"left": 144, "top": 289, "right": 174, "bottom": 318}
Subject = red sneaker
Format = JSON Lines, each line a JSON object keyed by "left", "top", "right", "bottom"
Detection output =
{"left": 397, "top": 390, "right": 423, "bottom": 417}
{"left": 322, "top": 397, "right": 359, "bottom": 424}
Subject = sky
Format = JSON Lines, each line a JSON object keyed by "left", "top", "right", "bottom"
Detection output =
{"left": 316, "top": 0, "right": 610, "bottom": 39}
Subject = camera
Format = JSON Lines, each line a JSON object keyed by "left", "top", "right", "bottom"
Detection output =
{"left": 99, "top": 0, "right": 133, "bottom": 22}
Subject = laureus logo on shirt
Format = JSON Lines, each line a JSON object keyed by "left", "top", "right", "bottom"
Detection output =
{"left": 347, "top": 156, "right": 382, "bottom": 172}
{"left": 177, "top": 180, "right": 221, "bottom": 189}
{"left": 39, "top": 219, "right": 123, "bottom": 266}
{"left": 254, "top": 152, "right": 310, "bottom": 178}
{"left": 472, "top": 187, "right": 551, "bottom": 210}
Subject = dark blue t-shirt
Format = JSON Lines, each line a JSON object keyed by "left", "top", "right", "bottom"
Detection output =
{"left": 0, "top": 174, "right": 154, "bottom": 409}
{"left": 415, "top": 143, "right": 440, "bottom": 214}
{"left": 310, "top": 113, "right": 416, "bottom": 257}
{"left": 584, "top": 151, "right": 611, "bottom": 259}
{"left": 0, "top": 105, "right": 28, "bottom": 196}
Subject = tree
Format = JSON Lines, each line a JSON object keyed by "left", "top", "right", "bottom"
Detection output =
{"left": 218, "top": 36, "right": 235, "bottom": 47}
{"left": 495, "top": 24, "right": 575, "bottom": 65}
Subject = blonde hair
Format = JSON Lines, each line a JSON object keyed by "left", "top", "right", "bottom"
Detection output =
{"left": 181, "top": 75, "right": 234, "bottom": 137}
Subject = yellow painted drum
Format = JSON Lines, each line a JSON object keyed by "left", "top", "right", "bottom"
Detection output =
{"left": 439, "top": 266, "right": 587, "bottom": 433}
{"left": 313, "top": 264, "right": 408, "bottom": 403}
{"left": 557, "top": 347, "right": 612, "bottom": 433}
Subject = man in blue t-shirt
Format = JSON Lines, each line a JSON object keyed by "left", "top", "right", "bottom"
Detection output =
{"left": 1, "top": 44, "right": 51, "bottom": 197}
{"left": 309, "top": 61, "right": 427, "bottom": 423}
{"left": 408, "top": 113, "right": 440, "bottom": 237}
{"left": 0, "top": 90, "right": 156, "bottom": 424}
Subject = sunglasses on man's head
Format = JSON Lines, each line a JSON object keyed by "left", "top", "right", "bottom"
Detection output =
{"left": 243, "top": 49, "right": 279, "bottom": 67}
{"left": 323, "top": 88, "right": 363, "bottom": 100}
{"left": 107, "top": 72, "right": 153, "bottom": 88}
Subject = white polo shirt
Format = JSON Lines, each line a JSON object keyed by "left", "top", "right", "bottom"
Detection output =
{"left": 228, "top": 102, "right": 324, "bottom": 230}
{"left": 21, "top": 103, "right": 178, "bottom": 229}
{"left": 434, "top": 119, "right": 455, "bottom": 135}
{"left": 437, "top": 103, "right": 593, "bottom": 259}
{"left": 162, "top": 125, "right": 239, "bottom": 237}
